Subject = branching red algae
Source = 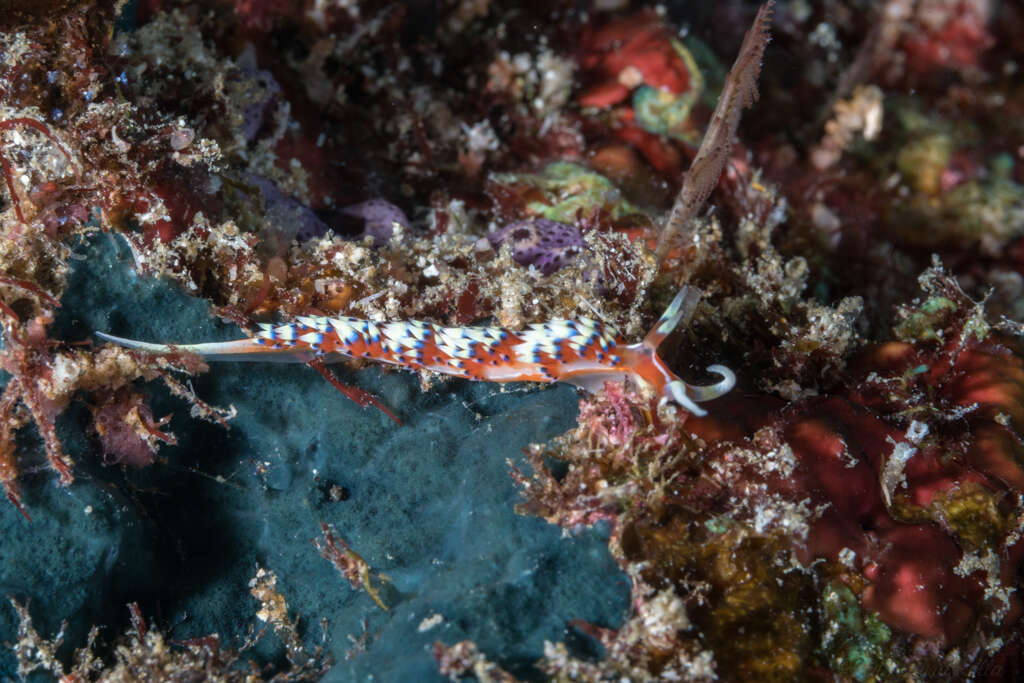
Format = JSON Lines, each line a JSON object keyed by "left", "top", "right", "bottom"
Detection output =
{"left": 9, "top": 568, "right": 329, "bottom": 681}
{"left": 306, "top": 358, "right": 401, "bottom": 426}
{"left": 313, "top": 521, "right": 390, "bottom": 612}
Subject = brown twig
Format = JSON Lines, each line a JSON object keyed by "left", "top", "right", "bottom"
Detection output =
{"left": 0, "top": 117, "right": 80, "bottom": 225}
{"left": 655, "top": 1, "right": 774, "bottom": 264}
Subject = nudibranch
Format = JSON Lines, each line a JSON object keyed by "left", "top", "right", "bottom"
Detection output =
{"left": 96, "top": 286, "right": 734, "bottom": 416}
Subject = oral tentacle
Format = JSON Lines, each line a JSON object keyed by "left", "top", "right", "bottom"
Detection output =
{"left": 666, "top": 380, "right": 707, "bottom": 416}
{"left": 685, "top": 364, "right": 736, "bottom": 402}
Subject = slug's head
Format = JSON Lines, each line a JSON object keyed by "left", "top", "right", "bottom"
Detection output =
{"left": 633, "top": 348, "right": 735, "bottom": 416}
{"left": 630, "top": 286, "right": 736, "bottom": 416}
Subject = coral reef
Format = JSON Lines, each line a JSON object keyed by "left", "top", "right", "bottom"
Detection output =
{"left": 2, "top": 0, "right": 1023, "bottom": 680}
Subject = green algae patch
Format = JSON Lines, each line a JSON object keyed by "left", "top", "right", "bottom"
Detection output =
{"left": 893, "top": 296, "right": 958, "bottom": 342}
{"left": 819, "top": 582, "right": 894, "bottom": 682}
{"left": 631, "top": 38, "right": 704, "bottom": 143}
{"left": 489, "top": 162, "right": 647, "bottom": 224}
{"left": 703, "top": 514, "right": 734, "bottom": 535}
{"left": 894, "top": 264, "right": 990, "bottom": 345}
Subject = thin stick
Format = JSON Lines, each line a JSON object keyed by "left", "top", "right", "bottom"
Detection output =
{"left": 655, "top": 1, "right": 774, "bottom": 264}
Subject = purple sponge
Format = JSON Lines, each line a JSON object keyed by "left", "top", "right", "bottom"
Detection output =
{"left": 488, "top": 218, "right": 585, "bottom": 275}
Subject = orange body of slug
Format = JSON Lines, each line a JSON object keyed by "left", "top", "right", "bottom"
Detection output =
{"left": 97, "top": 287, "right": 734, "bottom": 415}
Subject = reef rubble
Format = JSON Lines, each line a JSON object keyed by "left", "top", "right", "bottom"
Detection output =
{"left": 1, "top": 0, "right": 1023, "bottom": 681}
